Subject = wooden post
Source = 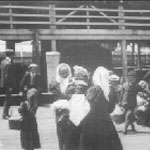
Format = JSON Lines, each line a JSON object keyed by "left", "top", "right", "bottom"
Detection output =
{"left": 41, "top": 41, "right": 51, "bottom": 92}
{"left": 32, "top": 30, "right": 41, "bottom": 72}
{"left": 121, "top": 40, "right": 127, "bottom": 82}
{"left": 118, "top": 2, "right": 127, "bottom": 82}
{"left": 51, "top": 40, "right": 56, "bottom": 51}
{"left": 86, "top": 5, "right": 90, "bottom": 29}
{"left": 131, "top": 42, "right": 135, "bottom": 65}
{"left": 9, "top": 4, "right": 13, "bottom": 29}
{"left": 49, "top": 4, "right": 56, "bottom": 30}
{"left": 6, "top": 40, "right": 15, "bottom": 50}
{"left": 137, "top": 43, "right": 142, "bottom": 70}
{"left": 49, "top": 4, "right": 56, "bottom": 51}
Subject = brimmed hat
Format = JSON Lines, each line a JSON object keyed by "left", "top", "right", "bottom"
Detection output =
{"left": 109, "top": 74, "right": 120, "bottom": 81}
{"left": 28, "top": 63, "right": 38, "bottom": 69}
{"left": 75, "top": 80, "right": 88, "bottom": 86}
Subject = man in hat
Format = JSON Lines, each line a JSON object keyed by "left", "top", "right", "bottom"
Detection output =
{"left": 1, "top": 49, "right": 16, "bottom": 119}
{"left": 20, "top": 63, "right": 42, "bottom": 115}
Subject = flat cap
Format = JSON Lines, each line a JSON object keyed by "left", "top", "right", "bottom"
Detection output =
{"left": 28, "top": 63, "right": 38, "bottom": 69}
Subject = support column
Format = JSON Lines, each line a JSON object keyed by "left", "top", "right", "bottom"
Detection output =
{"left": 6, "top": 40, "right": 15, "bottom": 51}
{"left": 137, "top": 43, "right": 142, "bottom": 70}
{"left": 49, "top": 4, "right": 57, "bottom": 52}
{"left": 32, "top": 30, "right": 41, "bottom": 73}
{"left": 131, "top": 42, "right": 135, "bottom": 65}
{"left": 51, "top": 40, "right": 56, "bottom": 51}
{"left": 118, "top": 1, "right": 127, "bottom": 82}
{"left": 121, "top": 39, "right": 127, "bottom": 82}
{"left": 41, "top": 41, "right": 51, "bottom": 92}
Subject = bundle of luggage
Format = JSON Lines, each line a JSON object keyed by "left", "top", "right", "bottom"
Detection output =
{"left": 111, "top": 104, "right": 125, "bottom": 124}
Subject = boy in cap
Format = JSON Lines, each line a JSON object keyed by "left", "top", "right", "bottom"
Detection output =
{"left": 121, "top": 70, "right": 147, "bottom": 134}
{"left": 20, "top": 63, "right": 41, "bottom": 115}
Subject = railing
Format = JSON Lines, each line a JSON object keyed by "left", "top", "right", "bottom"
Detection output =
{"left": 13, "top": 57, "right": 32, "bottom": 64}
{"left": 112, "top": 54, "right": 150, "bottom": 67}
{"left": 0, "top": 4, "right": 150, "bottom": 29}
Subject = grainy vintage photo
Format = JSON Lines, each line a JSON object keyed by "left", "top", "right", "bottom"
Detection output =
{"left": 0, "top": 0, "right": 150, "bottom": 150}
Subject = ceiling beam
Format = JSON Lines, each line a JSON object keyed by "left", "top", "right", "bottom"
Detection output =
{"left": 0, "top": 29, "right": 150, "bottom": 40}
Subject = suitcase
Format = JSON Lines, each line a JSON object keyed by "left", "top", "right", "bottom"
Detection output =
{"left": 8, "top": 117, "right": 22, "bottom": 130}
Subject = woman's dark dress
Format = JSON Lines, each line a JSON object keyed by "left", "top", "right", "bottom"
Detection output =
{"left": 49, "top": 80, "right": 75, "bottom": 150}
{"left": 20, "top": 111, "right": 41, "bottom": 150}
{"left": 79, "top": 85, "right": 123, "bottom": 150}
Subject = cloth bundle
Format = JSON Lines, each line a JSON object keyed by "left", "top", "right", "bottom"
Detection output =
{"left": 51, "top": 94, "right": 91, "bottom": 126}
{"left": 111, "top": 104, "right": 125, "bottom": 124}
{"left": 68, "top": 94, "right": 90, "bottom": 126}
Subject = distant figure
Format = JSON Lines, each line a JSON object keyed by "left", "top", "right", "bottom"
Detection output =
{"left": 121, "top": 71, "right": 145, "bottom": 134}
{"left": 79, "top": 66, "right": 123, "bottom": 150}
{"left": 1, "top": 49, "right": 16, "bottom": 119}
{"left": 20, "top": 63, "right": 42, "bottom": 115}
{"left": 18, "top": 101, "right": 41, "bottom": 150}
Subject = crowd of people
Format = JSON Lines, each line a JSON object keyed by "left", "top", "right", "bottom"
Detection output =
{"left": 50, "top": 63, "right": 123, "bottom": 150}
{"left": 1, "top": 49, "right": 150, "bottom": 150}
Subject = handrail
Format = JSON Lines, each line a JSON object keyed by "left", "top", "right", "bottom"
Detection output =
{"left": 1, "top": 13, "right": 150, "bottom": 21}
{"left": 0, "top": 4, "right": 150, "bottom": 29}
{"left": 0, "top": 5, "right": 150, "bottom": 13}
{"left": 0, "top": 5, "right": 50, "bottom": 10}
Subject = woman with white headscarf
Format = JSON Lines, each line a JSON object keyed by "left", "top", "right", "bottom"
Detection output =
{"left": 50, "top": 63, "right": 75, "bottom": 150}
{"left": 79, "top": 66, "right": 122, "bottom": 150}
{"left": 49, "top": 63, "right": 75, "bottom": 100}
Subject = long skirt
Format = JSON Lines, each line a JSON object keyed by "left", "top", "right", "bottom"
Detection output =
{"left": 79, "top": 120, "right": 123, "bottom": 150}
{"left": 20, "top": 112, "right": 41, "bottom": 150}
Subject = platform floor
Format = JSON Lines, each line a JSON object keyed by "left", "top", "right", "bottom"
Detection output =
{"left": 0, "top": 105, "right": 150, "bottom": 150}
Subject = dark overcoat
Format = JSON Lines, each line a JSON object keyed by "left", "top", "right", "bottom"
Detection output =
{"left": 79, "top": 85, "right": 123, "bottom": 150}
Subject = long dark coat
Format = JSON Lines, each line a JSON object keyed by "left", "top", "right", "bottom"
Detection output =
{"left": 79, "top": 85, "right": 123, "bottom": 150}
{"left": 20, "top": 111, "right": 41, "bottom": 150}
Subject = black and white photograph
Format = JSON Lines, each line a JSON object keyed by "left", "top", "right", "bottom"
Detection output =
{"left": 0, "top": 0, "right": 150, "bottom": 150}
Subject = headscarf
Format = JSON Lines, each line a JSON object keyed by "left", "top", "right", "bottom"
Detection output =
{"left": 73, "top": 65, "right": 89, "bottom": 87}
{"left": 92, "top": 66, "right": 110, "bottom": 101}
{"left": 55, "top": 63, "right": 72, "bottom": 94}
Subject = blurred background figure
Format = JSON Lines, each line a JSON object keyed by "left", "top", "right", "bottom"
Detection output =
{"left": 121, "top": 70, "right": 146, "bottom": 134}
{"left": 1, "top": 49, "right": 16, "bottom": 119}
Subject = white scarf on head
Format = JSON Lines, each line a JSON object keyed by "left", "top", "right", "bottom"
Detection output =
{"left": 92, "top": 66, "right": 110, "bottom": 101}
{"left": 55, "top": 63, "right": 72, "bottom": 94}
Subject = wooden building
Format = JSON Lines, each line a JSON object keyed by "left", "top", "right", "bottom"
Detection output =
{"left": 0, "top": 1, "right": 150, "bottom": 91}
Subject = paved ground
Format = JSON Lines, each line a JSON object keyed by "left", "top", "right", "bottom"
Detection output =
{"left": 0, "top": 105, "right": 150, "bottom": 150}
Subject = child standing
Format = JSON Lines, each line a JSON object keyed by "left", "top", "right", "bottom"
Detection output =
{"left": 18, "top": 101, "right": 41, "bottom": 150}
